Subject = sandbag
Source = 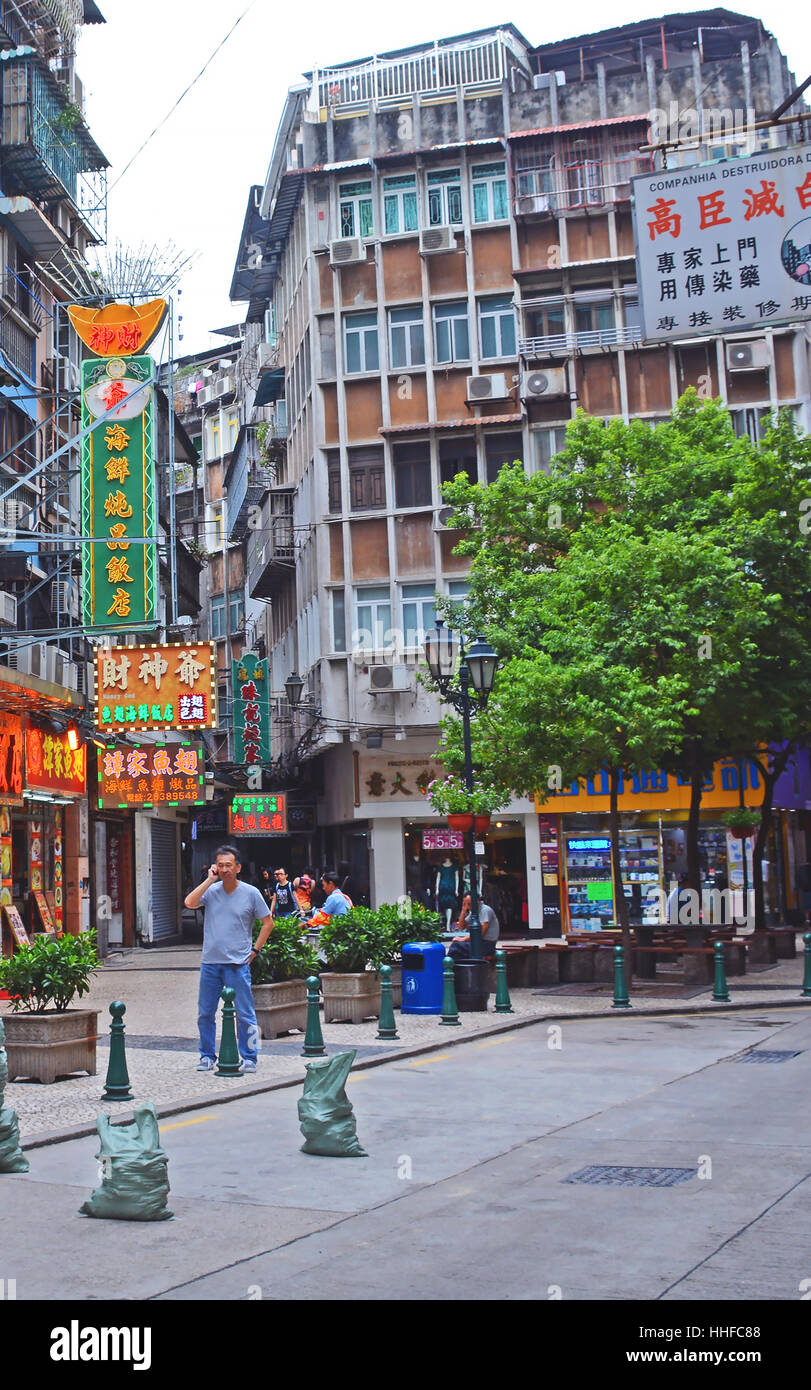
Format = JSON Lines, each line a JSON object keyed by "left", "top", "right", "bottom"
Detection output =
{"left": 0, "top": 1016, "right": 28, "bottom": 1174}
{"left": 298, "top": 1049, "right": 367, "bottom": 1157}
{"left": 79, "top": 1102, "right": 173, "bottom": 1221}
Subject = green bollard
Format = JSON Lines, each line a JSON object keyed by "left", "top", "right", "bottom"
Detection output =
{"left": 376, "top": 965, "right": 399, "bottom": 1040}
{"left": 494, "top": 950, "right": 514, "bottom": 1014}
{"left": 440, "top": 955, "right": 461, "bottom": 1026}
{"left": 712, "top": 941, "right": 730, "bottom": 1002}
{"left": 216, "top": 987, "right": 242, "bottom": 1076}
{"left": 612, "top": 944, "right": 631, "bottom": 1009}
{"left": 802, "top": 934, "right": 811, "bottom": 999}
{"left": 102, "top": 1000, "right": 134, "bottom": 1101}
{"left": 302, "top": 976, "right": 326, "bottom": 1057}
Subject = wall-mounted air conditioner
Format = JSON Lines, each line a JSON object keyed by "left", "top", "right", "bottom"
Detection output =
{"left": 52, "top": 577, "right": 78, "bottom": 619}
{"left": 432, "top": 506, "right": 455, "bottom": 531}
{"left": 466, "top": 372, "right": 511, "bottom": 402}
{"left": 726, "top": 340, "right": 769, "bottom": 372}
{"left": 419, "top": 227, "right": 457, "bottom": 255}
{"left": 533, "top": 70, "right": 566, "bottom": 89}
{"left": 197, "top": 385, "right": 213, "bottom": 406}
{"left": 62, "top": 661, "right": 79, "bottom": 691}
{"left": 516, "top": 193, "right": 554, "bottom": 215}
{"left": 257, "top": 342, "right": 278, "bottom": 370}
{"left": 0, "top": 591, "right": 16, "bottom": 628}
{"left": 368, "top": 664, "right": 412, "bottom": 693}
{"left": 521, "top": 367, "right": 568, "bottom": 399}
{"left": 329, "top": 238, "right": 366, "bottom": 266}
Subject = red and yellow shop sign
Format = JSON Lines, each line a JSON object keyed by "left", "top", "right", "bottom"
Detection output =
{"left": 26, "top": 721, "right": 86, "bottom": 797}
{"left": 94, "top": 642, "right": 218, "bottom": 734}
{"left": 535, "top": 759, "right": 762, "bottom": 816}
{"left": 0, "top": 710, "right": 24, "bottom": 804}
{"left": 67, "top": 300, "right": 167, "bottom": 358}
{"left": 97, "top": 739, "right": 205, "bottom": 809}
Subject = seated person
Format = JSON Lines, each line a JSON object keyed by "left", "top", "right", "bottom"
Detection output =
{"left": 307, "top": 870, "right": 352, "bottom": 928}
{"left": 448, "top": 894, "right": 499, "bottom": 960}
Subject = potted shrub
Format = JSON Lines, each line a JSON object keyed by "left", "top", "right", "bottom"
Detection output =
{"left": 428, "top": 775, "right": 506, "bottom": 832}
{"left": 250, "top": 915, "right": 320, "bottom": 1039}
{"left": 0, "top": 932, "right": 100, "bottom": 1083}
{"left": 318, "top": 908, "right": 389, "bottom": 1022}
{"left": 721, "top": 808, "right": 761, "bottom": 840}
{"left": 376, "top": 901, "right": 444, "bottom": 1006}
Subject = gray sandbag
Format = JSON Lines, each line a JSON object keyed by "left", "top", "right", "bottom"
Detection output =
{"left": 79, "top": 1101, "right": 173, "bottom": 1220}
{"left": 298, "top": 1049, "right": 367, "bottom": 1157}
{"left": 0, "top": 1016, "right": 28, "bottom": 1173}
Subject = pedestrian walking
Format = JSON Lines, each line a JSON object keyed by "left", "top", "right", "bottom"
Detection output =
{"left": 184, "top": 845, "right": 273, "bottom": 1074}
{"left": 270, "top": 866, "right": 299, "bottom": 919}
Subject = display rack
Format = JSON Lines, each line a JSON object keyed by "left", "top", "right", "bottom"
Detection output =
{"left": 617, "top": 828, "right": 663, "bottom": 925}
{"left": 564, "top": 834, "right": 615, "bottom": 930}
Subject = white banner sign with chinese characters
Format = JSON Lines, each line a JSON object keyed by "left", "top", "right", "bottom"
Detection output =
{"left": 357, "top": 755, "right": 442, "bottom": 805}
{"left": 632, "top": 142, "right": 811, "bottom": 343}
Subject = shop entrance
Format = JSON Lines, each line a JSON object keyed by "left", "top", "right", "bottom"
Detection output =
{"left": 403, "top": 821, "right": 528, "bottom": 934}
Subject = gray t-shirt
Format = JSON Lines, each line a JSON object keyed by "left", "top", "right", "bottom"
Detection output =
{"left": 201, "top": 880, "right": 269, "bottom": 965}
{"left": 479, "top": 904, "right": 500, "bottom": 942}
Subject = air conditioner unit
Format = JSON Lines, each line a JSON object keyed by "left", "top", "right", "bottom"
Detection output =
{"left": 62, "top": 661, "right": 79, "bottom": 691}
{"left": 197, "top": 385, "right": 213, "bottom": 406}
{"left": 52, "top": 577, "right": 78, "bottom": 619}
{"left": 517, "top": 193, "right": 554, "bottom": 215}
{"left": 726, "top": 340, "right": 769, "bottom": 372}
{"left": 533, "top": 70, "right": 566, "bottom": 89}
{"left": 466, "top": 372, "right": 511, "bottom": 402}
{"left": 0, "top": 591, "right": 16, "bottom": 627}
{"left": 521, "top": 367, "right": 568, "bottom": 399}
{"left": 44, "top": 648, "right": 66, "bottom": 685}
{"left": 257, "top": 342, "right": 278, "bottom": 370}
{"left": 432, "top": 506, "right": 455, "bottom": 531}
{"left": 329, "top": 238, "right": 366, "bottom": 266}
{"left": 368, "top": 664, "right": 412, "bottom": 693}
{"left": 419, "top": 227, "right": 457, "bottom": 255}
{"left": 13, "top": 641, "right": 48, "bottom": 678}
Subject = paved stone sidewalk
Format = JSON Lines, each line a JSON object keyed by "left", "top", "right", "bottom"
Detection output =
{"left": 3, "top": 939, "right": 808, "bottom": 1143}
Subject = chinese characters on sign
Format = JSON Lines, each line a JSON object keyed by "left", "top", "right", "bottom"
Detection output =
{"left": 632, "top": 143, "right": 811, "bottom": 342}
{"left": 25, "top": 721, "right": 86, "bottom": 796}
{"left": 0, "top": 711, "right": 24, "bottom": 804}
{"left": 94, "top": 642, "right": 217, "bottom": 733}
{"left": 78, "top": 328, "right": 158, "bottom": 627}
{"left": 97, "top": 740, "right": 204, "bottom": 809}
{"left": 356, "top": 755, "right": 442, "bottom": 806}
{"left": 229, "top": 795, "right": 287, "bottom": 835}
{"left": 232, "top": 652, "right": 271, "bottom": 764}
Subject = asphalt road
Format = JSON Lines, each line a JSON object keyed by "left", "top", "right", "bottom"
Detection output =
{"left": 4, "top": 1006, "right": 811, "bottom": 1302}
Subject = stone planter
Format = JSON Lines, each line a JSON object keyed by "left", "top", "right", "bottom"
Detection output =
{"left": 320, "top": 971, "right": 381, "bottom": 1023}
{"left": 252, "top": 980, "right": 307, "bottom": 1039}
{"left": 559, "top": 946, "right": 596, "bottom": 983}
{"left": 2, "top": 1009, "right": 98, "bottom": 1084}
{"left": 746, "top": 932, "right": 778, "bottom": 966}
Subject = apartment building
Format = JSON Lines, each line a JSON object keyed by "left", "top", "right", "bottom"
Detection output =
{"left": 227, "top": 12, "right": 810, "bottom": 921}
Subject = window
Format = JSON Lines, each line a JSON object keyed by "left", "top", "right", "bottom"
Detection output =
{"left": 326, "top": 449, "right": 342, "bottom": 513}
{"left": 225, "top": 412, "right": 239, "bottom": 454}
{"left": 730, "top": 407, "right": 773, "bottom": 443}
{"left": 339, "top": 180, "right": 373, "bottom": 238}
{"left": 485, "top": 432, "right": 523, "bottom": 483}
{"left": 204, "top": 415, "right": 221, "bottom": 461}
{"left": 525, "top": 302, "right": 565, "bottom": 341}
{"left": 564, "top": 150, "right": 603, "bottom": 207}
{"left": 210, "top": 595, "right": 226, "bottom": 639}
{"left": 332, "top": 589, "right": 346, "bottom": 652}
{"left": 574, "top": 299, "right": 615, "bottom": 339}
{"left": 427, "top": 168, "right": 463, "bottom": 225}
{"left": 354, "top": 585, "right": 393, "bottom": 651}
{"left": 343, "top": 313, "right": 379, "bottom": 374}
{"left": 532, "top": 426, "right": 568, "bottom": 473}
{"left": 433, "top": 301, "right": 470, "bottom": 364}
{"left": 389, "top": 306, "right": 425, "bottom": 369}
{"left": 383, "top": 174, "right": 418, "bottom": 234}
{"left": 206, "top": 503, "right": 223, "bottom": 551}
{"left": 515, "top": 156, "right": 555, "bottom": 201}
{"left": 393, "top": 442, "right": 432, "bottom": 508}
{"left": 623, "top": 297, "right": 641, "bottom": 332}
{"left": 439, "top": 436, "right": 477, "bottom": 488}
{"left": 479, "top": 296, "right": 516, "bottom": 359}
{"left": 401, "top": 583, "right": 437, "bottom": 649}
{"left": 471, "top": 162, "right": 508, "bottom": 223}
{"left": 229, "top": 593, "right": 244, "bottom": 632}
{"left": 348, "top": 447, "right": 385, "bottom": 510}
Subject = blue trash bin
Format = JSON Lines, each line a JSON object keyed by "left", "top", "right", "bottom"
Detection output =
{"left": 401, "top": 941, "right": 446, "bottom": 1014}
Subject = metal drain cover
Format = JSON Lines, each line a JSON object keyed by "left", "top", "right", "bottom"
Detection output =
{"left": 564, "top": 1165, "right": 696, "bottom": 1187}
{"left": 738, "top": 1049, "right": 803, "bottom": 1063}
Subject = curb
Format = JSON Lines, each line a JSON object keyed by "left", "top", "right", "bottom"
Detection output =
{"left": 19, "top": 992, "right": 810, "bottom": 1151}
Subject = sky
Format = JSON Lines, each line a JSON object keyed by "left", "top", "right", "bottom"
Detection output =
{"left": 76, "top": 1, "right": 808, "bottom": 362}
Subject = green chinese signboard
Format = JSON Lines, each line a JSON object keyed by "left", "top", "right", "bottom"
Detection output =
{"left": 232, "top": 651, "right": 271, "bottom": 764}
{"left": 80, "top": 354, "right": 158, "bottom": 628}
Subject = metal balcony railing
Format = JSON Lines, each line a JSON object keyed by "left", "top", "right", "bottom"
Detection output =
{"left": 314, "top": 30, "right": 524, "bottom": 111}
{"left": 0, "top": 310, "right": 36, "bottom": 379}
{"left": 225, "top": 424, "right": 275, "bottom": 542}
{"left": 519, "top": 325, "right": 642, "bottom": 356}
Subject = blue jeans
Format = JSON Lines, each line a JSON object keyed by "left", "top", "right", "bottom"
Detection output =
{"left": 197, "top": 962, "right": 259, "bottom": 1063}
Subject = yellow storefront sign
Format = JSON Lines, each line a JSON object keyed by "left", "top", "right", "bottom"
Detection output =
{"left": 535, "top": 760, "right": 762, "bottom": 815}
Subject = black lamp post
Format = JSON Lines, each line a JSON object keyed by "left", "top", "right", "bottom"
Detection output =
{"left": 425, "top": 620, "right": 498, "bottom": 1002}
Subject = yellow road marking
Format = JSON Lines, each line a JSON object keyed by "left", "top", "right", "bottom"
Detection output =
{"left": 475, "top": 1038, "right": 515, "bottom": 1048}
{"left": 347, "top": 1075, "right": 369, "bottom": 1083}
{"left": 159, "top": 1114, "right": 220, "bottom": 1132}
{"left": 409, "top": 1053, "right": 452, "bottom": 1066}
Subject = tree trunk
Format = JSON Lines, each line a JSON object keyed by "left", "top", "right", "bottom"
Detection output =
{"left": 609, "top": 765, "right": 631, "bottom": 982}
{"left": 752, "top": 746, "right": 791, "bottom": 931}
{"left": 685, "top": 740, "right": 704, "bottom": 914}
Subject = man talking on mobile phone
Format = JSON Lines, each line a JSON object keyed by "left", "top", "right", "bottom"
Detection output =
{"left": 184, "top": 845, "right": 273, "bottom": 1073}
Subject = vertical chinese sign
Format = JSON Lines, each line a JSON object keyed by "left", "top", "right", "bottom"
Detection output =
{"left": 232, "top": 652, "right": 271, "bottom": 764}
{"left": 70, "top": 300, "right": 167, "bottom": 629}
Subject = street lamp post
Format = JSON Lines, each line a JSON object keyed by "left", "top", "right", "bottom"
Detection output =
{"left": 425, "top": 621, "right": 499, "bottom": 1007}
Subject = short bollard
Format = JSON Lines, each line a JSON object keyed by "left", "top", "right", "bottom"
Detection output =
{"left": 440, "top": 955, "right": 461, "bottom": 1026}
{"left": 494, "top": 950, "right": 514, "bottom": 1014}
{"left": 302, "top": 976, "right": 326, "bottom": 1057}
{"left": 712, "top": 941, "right": 730, "bottom": 1002}
{"left": 802, "top": 933, "right": 811, "bottom": 999}
{"left": 376, "top": 965, "right": 399, "bottom": 1040}
{"left": 216, "top": 987, "right": 242, "bottom": 1076}
{"left": 102, "top": 1000, "right": 134, "bottom": 1102}
{"left": 612, "top": 944, "right": 631, "bottom": 1009}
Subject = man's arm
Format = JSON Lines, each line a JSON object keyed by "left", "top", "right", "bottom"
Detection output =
{"left": 251, "top": 912, "right": 274, "bottom": 957}
{"left": 184, "top": 867, "right": 216, "bottom": 911}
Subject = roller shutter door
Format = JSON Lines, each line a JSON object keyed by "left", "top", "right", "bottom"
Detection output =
{"left": 150, "top": 820, "right": 178, "bottom": 942}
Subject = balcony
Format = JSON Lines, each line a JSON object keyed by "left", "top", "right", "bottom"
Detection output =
{"left": 246, "top": 494, "right": 296, "bottom": 600}
{"left": 224, "top": 424, "right": 275, "bottom": 543}
{"left": 519, "top": 324, "right": 642, "bottom": 357}
{"left": 1, "top": 53, "right": 108, "bottom": 241}
{"left": 0, "top": 308, "right": 36, "bottom": 380}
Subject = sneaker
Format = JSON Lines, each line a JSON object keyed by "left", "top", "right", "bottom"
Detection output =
{"left": 196, "top": 1057, "right": 215, "bottom": 1071}
{"left": 240, "top": 1059, "right": 257, "bottom": 1073}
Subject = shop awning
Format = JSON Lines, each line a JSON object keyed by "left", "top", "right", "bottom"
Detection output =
{"left": 254, "top": 367, "right": 285, "bottom": 407}
{"left": 0, "top": 663, "right": 85, "bottom": 716}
